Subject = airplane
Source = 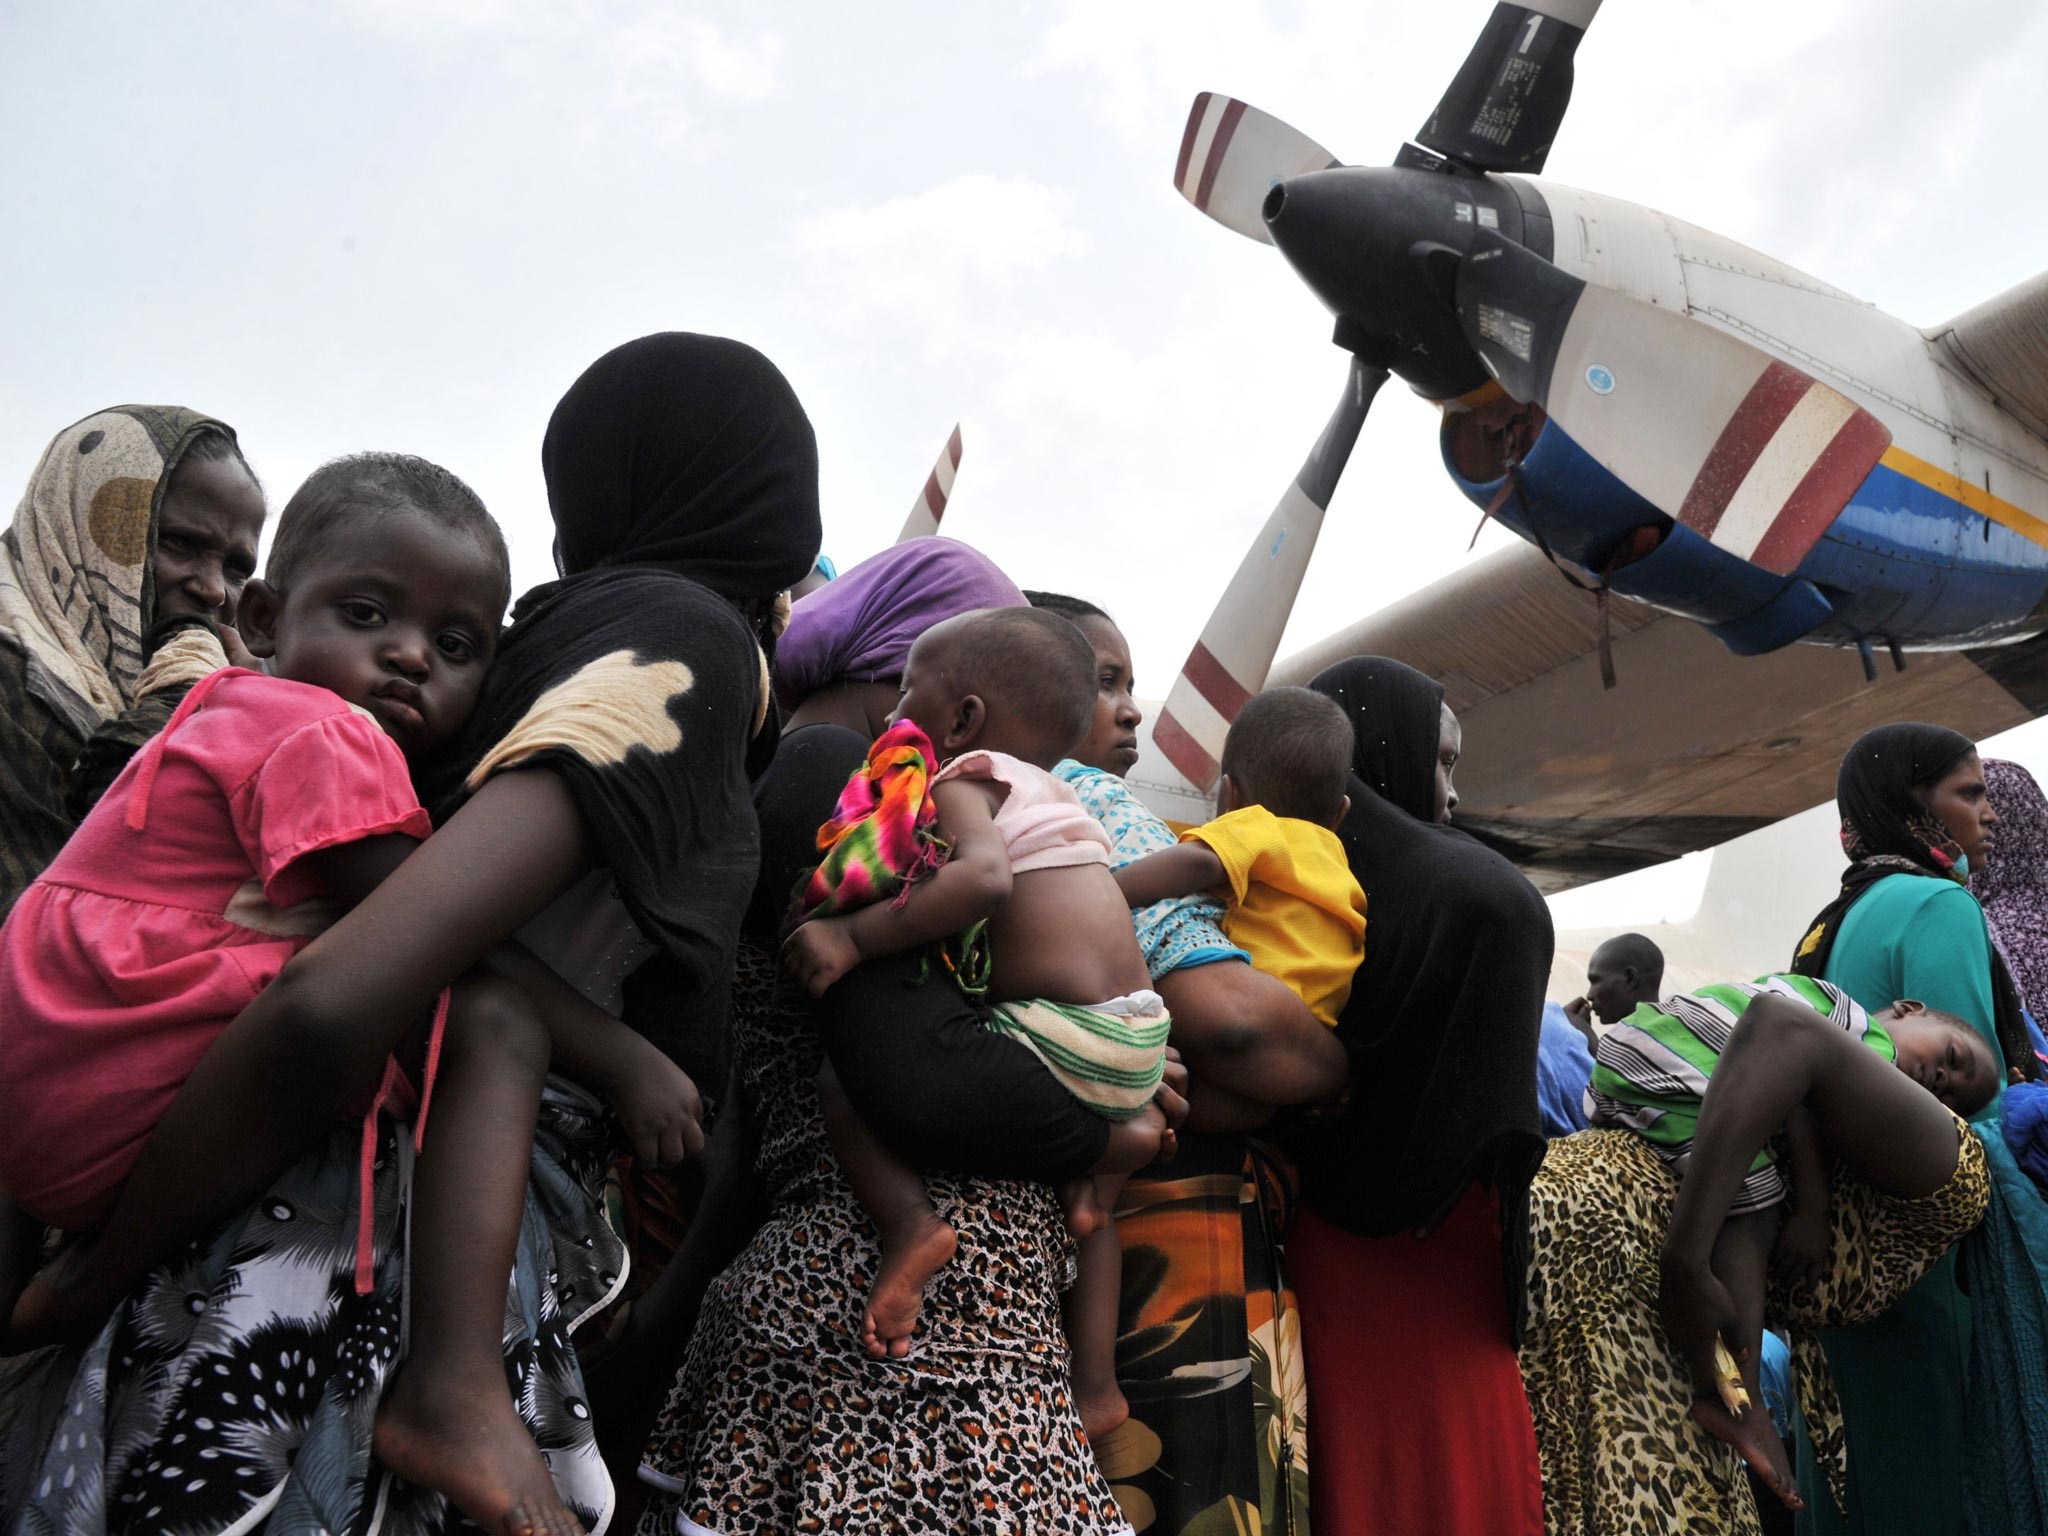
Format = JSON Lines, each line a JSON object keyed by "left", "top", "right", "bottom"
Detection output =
{"left": 1128, "top": 0, "right": 2048, "bottom": 889}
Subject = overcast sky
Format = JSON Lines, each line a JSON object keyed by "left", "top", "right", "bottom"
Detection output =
{"left": 6, "top": 0, "right": 2045, "bottom": 706}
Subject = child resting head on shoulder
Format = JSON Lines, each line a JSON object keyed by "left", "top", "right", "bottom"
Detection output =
{"left": 1587, "top": 973, "right": 1998, "bottom": 1511}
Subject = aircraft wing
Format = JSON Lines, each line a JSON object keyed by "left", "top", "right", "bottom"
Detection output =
{"left": 1263, "top": 544, "right": 2048, "bottom": 892}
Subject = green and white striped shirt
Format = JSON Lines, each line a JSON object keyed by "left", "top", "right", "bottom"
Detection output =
{"left": 1585, "top": 974, "right": 1893, "bottom": 1213}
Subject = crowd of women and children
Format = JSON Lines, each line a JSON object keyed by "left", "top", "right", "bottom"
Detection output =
{"left": 2, "top": 333, "right": 2047, "bottom": 1536}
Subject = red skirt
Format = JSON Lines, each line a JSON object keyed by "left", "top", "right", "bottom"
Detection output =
{"left": 1290, "top": 1182, "right": 1544, "bottom": 1536}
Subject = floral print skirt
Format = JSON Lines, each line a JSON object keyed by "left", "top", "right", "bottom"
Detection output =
{"left": 12, "top": 1078, "right": 623, "bottom": 1536}
{"left": 1099, "top": 1135, "right": 1310, "bottom": 1536}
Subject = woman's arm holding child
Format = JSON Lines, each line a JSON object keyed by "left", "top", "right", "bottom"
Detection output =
{"left": 785, "top": 779, "right": 1011, "bottom": 996}
{"left": 480, "top": 944, "right": 705, "bottom": 1167}
{"left": 12, "top": 769, "right": 594, "bottom": 1345}
{"left": 1117, "top": 841, "right": 1351, "bottom": 1110}
{"left": 1114, "top": 844, "right": 1226, "bottom": 909}
{"left": 291, "top": 832, "right": 420, "bottom": 903}
{"left": 1159, "top": 961, "right": 1350, "bottom": 1114}
{"left": 279, "top": 823, "right": 706, "bottom": 1166}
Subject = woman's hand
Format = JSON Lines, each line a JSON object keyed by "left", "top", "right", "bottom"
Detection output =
{"left": 783, "top": 918, "right": 862, "bottom": 996}
{"left": 1772, "top": 1200, "right": 1831, "bottom": 1295}
{"left": 609, "top": 1054, "right": 706, "bottom": 1169}
{"left": 1658, "top": 1250, "right": 1745, "bottom": 1400}
{"left": 1145, "top": 1046, "right": 1190, "bottom": 1163}
{"left": 1302, "top": 1065, "right": 1355, "bottom": 1120}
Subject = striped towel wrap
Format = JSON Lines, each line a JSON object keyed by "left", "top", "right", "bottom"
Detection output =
{"left": 985, "top": 990, "right": 1171, "bottom": 1121}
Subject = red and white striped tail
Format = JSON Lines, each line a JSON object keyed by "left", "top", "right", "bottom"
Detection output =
{"left": 898, "top": 424, "right": 963, "bottom": 544}
{"left": 1174, "top": 92, "right": 1338, "bottom": 245}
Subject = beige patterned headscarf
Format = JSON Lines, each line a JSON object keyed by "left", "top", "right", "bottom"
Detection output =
{"left": 0, "top": 406, "right": 238, "bottom": 736}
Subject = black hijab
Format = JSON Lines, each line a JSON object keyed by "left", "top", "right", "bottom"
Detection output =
{"left": 543, "top": 332, "right": 822, "bottom": 599}
{"left": 1309, "top": 655, "right": 1444, "bottom": 821}
{"left": 427, "top": 335, "right": 823, "bottom": 1072}
{"left": 1302, "top": 659, "right": 1550, "bottom": 1270}
{"left": 1792, "top": 722, "right": 2034, "bottom": 1079}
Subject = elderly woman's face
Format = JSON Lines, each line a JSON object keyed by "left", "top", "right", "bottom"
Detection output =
{"left": 153, "top": 455, "right": 264, "bottom": 628}
{"left": 1922, "top": 749, "right": 1997, "bottom": 869}
{"left": 1433, "top": 701, "right": 1462, "bottom": 824}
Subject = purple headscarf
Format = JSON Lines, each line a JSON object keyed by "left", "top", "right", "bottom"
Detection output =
{"left": 1974, "top": 758, "right": 2048, "bottom": 1021}
{"left": 773, "top": 537, "right": 1025, "bottom": 710}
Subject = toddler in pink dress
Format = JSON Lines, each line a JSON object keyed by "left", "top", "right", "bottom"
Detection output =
{"left": 0, "top": 452, "right": 672, "bottom": 1536}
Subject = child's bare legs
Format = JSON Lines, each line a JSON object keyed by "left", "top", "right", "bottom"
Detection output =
{"left": 1693, "top": 1209, "right": 1800, "bottom": 1509}
{"left": 1062, "top": 1095, "right": 1177, "bottom": 1239}
{"left": 1061, "top": 1099, "right": 1176, "bottom": 1442}
{"left": 818, "top": 1062, "right": 957, "bottom": 1360}
{"left": 372, "top": 976, "right": 585, "bottom": 1536}
{"left": 1065, "top": 1200, "right": 1131, "bottom": 1442}
{"left": 1659, "top": 993, "right": 1972, "bottom": 1514}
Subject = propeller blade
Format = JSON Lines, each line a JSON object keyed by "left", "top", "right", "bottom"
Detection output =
{"left": 897, "top": 424, "right": 963, "bottom": 543}
{"left": 1154, "top": 358, "right": 1386, "bottom": 792}
{"left": 1175, "top": 92, "right": 1340, "bottom": 244}
{"left": 1456, "top": 231, "right": 1891, "bottom": 577}
{"left": 1416, "top": 0, "right": 1602, "bottom": 175}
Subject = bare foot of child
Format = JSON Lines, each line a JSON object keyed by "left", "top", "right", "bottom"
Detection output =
{"left": 373, "top": 1368, "right": 587, "bottom": 1535}
{"left": 1061, "top": 1106, "right": 1169, "bottom": 1241}
{"left": 1073, "top": 1340, "right": 1130, "bottom": 1445}
{"left": 862, "top": 1210, "right": 957, "bottom": 1359}
{"left": 1077, "top": 1378, "right": 1130, "bottom": 1443}
{"left": 1060, "top": 1178, "right": 1108, "bottom": 1241}
{"left": 1690, "top": 1395, "right": 1802, "bottom": 1511}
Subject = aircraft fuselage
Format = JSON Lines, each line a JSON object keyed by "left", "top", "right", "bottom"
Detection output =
{"left": 1443, "top": 177, "right": 2048, "bottom": 654}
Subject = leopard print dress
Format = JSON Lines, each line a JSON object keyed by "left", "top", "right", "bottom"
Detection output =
{"left": 635, "top": 942, "right": 1133, "bottom": 1536}
{"left": 1521, "top": 1120, "right": 1989, "bottom": 1536}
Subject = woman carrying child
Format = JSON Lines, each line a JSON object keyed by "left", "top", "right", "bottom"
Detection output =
{"left": 1587, "top": 973, "right": 1999, "bottom": 1512}
{"left": 782, "top": 607, "right": 1182, "bottom": 1409}
{"left": 1778, "top": 724, "right": 2048, "bottom": 1533}
{"left": 1028, "top": 590, "right": 1352, "bottom": 1536}
{"left": 1650, "top": 977, "right": 1996, "bottom": 1530}
{"left": 1297, "top": 656, "right": 1550, "bottom": 1536}
{"left": 1519, "top": 723, "right": 2044, "bottom": 1536}
{"left": 8, "top": 333, "right": 817, "bottom": 1536}
{"left": 632, "top": 539, "right": 1144, "bottom": 1536}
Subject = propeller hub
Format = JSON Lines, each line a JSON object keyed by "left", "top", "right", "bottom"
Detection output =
{"left": 1263, "top": 165, "right": 1542, "bottom": 400}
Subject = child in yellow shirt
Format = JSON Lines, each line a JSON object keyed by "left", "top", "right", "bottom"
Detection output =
{"left": 1114, "top": 687, "right": 1366, "bottom": 1026}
